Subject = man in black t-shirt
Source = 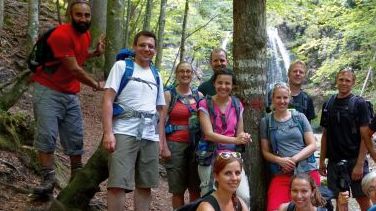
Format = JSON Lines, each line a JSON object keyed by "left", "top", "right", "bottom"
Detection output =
{"left": 319, "top": 68, "right": 371, "bottom": 211}
{"left": 198, "top": 48, "right": 228, "bottom": 96}
{"left": 267, "top": 60, "right": 315, "bottom": 121}
{"left": 288, "top": 60, "right": 315, "bottom": 121}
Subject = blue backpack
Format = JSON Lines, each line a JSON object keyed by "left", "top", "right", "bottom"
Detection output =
{"left": 112, "top": 48, "right": 160, "bottom": 117}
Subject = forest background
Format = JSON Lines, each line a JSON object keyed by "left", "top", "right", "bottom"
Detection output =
{"left": 0, "top": 0, "right": 375, "bottom": 210}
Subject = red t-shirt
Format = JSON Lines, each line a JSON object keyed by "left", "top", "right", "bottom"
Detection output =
{"left": 167, "top": 100, "right": 197, "bottom": 143}
{"left": 32, "top": 24, "right": 91, "bottom": 94}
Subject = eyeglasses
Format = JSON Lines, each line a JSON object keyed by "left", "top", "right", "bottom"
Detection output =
{"left": 218, "top": 152, "right": 242, "bottom": 160}
{"left": 177, "top": 70, "right": 193, "bottom": 75}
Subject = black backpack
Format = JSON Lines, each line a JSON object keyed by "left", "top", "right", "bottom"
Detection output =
{"left": 323, "top": 94, "right": 374, "bottom": 134}
{"left": 176, "top": 191, "right": 219, "bottom": 211}
{"left": 27, "top": 27, "right": 60, "bottom": 73}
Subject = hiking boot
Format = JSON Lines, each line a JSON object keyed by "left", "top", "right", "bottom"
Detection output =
{"left": 33, "top": 169, "right": 56, "bottom": 196}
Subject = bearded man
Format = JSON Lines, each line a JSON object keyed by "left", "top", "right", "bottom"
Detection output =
{"left": 31, "top": 0, "right": 105, "bottom": 197}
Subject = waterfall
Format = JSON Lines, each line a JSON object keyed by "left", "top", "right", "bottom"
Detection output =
{"left": 266, "top": 27, "right": 291, "bottom": 89}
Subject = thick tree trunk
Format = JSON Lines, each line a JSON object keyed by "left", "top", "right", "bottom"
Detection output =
{"left": 155, "top": 0, "right": 167, "bottom": 69}
{"left": 104, "top": 0, "right": 125, "bottom": 78}
{"left": 87, "top": 0, "right": 107, "bottom": 76}
{"left": 0, "top": 0, "right": 4, "bottom": 31}
{"left": 233, "top": 0, "right": 267, "bottom": 210}
{"left": 179, "top": 0, "right": 189, "bottom": 62}
{"left": 51, "top": 140, "right": 109, "bottom": 210}
{"left": 143, "top": 0, "right": 153, "bottom": 31}
{"left": 26, "top": 0, "right": 39, "bottom": 53}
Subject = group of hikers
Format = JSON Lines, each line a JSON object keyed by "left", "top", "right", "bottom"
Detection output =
{"left": 28, "top": 1, "right": 376, "bottom": 211}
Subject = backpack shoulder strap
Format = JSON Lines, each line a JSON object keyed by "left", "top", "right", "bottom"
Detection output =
{"left": 149, "top": 63, "right": 161, "bottom": 102}
{"left": 167, "top": 87, "right": 178, "bottom": 114}
{"left": 203, "top": 195, "right": 220, "bottom": 211}
{"left": 324, "top": 94, "right": 336, "bottom": 114}
{"left": 206, "top": 95, "right": 218, "bottom": 133}
{"left": 266, "top": 112, "right": 278, "bottom": 153}
{"left": 286, "top": 202, "right": 296, "bottom": 211}
{"left": 231, "top": 96, "right": 241, "bottom": 132}
{"left": 231, "top": 96, "right": 241, "bottom": 121}
{"left": 192, "top": 89, "right": 201, "bottom": 103}
{"left": 115, "top": 59, "right": 134, "bottom": 101}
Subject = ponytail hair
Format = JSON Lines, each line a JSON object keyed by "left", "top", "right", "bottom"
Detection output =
{"left": 290, "top": 173, "right": 326, "bottom": 207}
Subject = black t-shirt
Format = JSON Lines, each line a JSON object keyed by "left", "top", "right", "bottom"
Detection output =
{"left": 291, "top": 91, "right": 316, "bottom": 121}
{"left": 320, "top": 94, "right": 370, "bottom": 162}
{"left": 369, "top": 116, "right": 376, "bottom": 132}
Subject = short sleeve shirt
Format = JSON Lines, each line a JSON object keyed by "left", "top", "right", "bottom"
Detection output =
{"left": 198, "top": 97, "right": 243, "bottom": 150}
{"left": 32, "top": 24, "right": 91, "bottom": 94}
{"left": 260, "top": 111, "right": 312, "bottom": 158}
{"left": 320, "top": 94, "right": 370, "bottom": 161}
{"left": 105, "top": 60, "right": 165, "bottom": 141}
{"left": 198, "top": 76, "right": 216, "bottom": 96}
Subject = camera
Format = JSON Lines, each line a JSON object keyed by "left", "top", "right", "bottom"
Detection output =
{"left": 335, "top": 160, "right": 351, "bottom": 192}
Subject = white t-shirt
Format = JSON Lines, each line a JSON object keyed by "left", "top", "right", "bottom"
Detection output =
{"left": 105, "top": 60, "right": 165, "bottom": 141}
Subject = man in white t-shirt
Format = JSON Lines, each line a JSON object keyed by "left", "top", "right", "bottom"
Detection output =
{"left": 102, "top": 31, "right": 165, "bottom": 211}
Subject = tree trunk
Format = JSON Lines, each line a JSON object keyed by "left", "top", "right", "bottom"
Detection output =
{"left": 179, "top": 0, "right": 189, "bottom": 62}
{"left": 87, "top": 0, "right": 107, "bottom": 76}
{"left": 124, "top": 0, "right": 132, "bottom": 48}
{"left": 51, "top": 140, "right": 109, "bottom": 210}
{"left": 155, "top": 0, "right": 167, "bottom": 69}
{"left": 26, "top": 0, "right": 39, "bottom": 54}
{"left": 233, "top": 0, "right": 267, "bottom": 210}
{"left": 0, "top": 70, "right": 32, "bottom": 112}
{"left": 104, "top": 0, "right": 125, "bottom": 78}
{"left": 0, "top": 0, "right": 4, "bottom": 31}
{"left": 143, "top": 0, "right": 153, "bottom": 31}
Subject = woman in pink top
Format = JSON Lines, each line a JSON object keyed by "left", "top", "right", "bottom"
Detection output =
{"left": 197, "top": 68, "right": 251, "bottom": 207}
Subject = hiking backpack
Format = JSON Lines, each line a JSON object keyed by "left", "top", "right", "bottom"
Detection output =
{"left": 265, "top": 109, "right": 315, "bottom": 174}
{"left": 27, "top": 27, "right": 60, "bottom": 73}
{"left": 112, "top": 48, "right": 160, "bottom": 117}
{"left": 322, "top": 94, "right": 374, "bottom": 134}
{"left": 164, "top": 86, "right": 201, "bottom": 141}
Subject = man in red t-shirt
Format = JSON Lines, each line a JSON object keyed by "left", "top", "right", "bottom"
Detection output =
{"left": 31, "top": 0, "right": 105, "bottom": 197}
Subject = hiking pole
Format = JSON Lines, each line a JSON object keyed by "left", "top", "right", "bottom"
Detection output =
{"left": 360, "top": 52, "right": 376, "bottom": 97}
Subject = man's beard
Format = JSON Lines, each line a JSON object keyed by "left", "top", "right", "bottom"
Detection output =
{"left": 72, "top": 20, "right": 91, "bottom": 33}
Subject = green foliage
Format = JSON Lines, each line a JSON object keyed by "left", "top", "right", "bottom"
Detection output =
{"left": 268, "top": 0, "right": 376, "bottom": 97}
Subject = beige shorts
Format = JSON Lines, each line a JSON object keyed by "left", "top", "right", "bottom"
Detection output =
{"left": 107, "top": 134, "right": 159, "bottom": 191}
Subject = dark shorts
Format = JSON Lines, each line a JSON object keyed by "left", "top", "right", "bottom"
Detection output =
{"left": 327, "top": 159, "right": 369, "bottom": 198}
{"left": 163, "top": 141, "right": 200, "bottom": 194}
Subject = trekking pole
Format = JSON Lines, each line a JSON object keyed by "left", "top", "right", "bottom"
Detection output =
{"left": 360, "top": 52, "right": 376, "bottom": 97}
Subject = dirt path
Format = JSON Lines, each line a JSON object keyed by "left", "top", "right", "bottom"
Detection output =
{"left": 0, "top": 85, "right": 173, "bottom": 210}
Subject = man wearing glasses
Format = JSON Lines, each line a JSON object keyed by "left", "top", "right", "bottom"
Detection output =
{"left": 102, "top": 31, "right": 165, "bottom": 211}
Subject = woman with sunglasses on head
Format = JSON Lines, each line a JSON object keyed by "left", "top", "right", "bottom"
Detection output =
{"left": 197, "top": 68, "right": 251, "bottom": 206}
{"left": 279, "top": 173, "right": 327, "bottom": 211}
{"left": 260, "top": 82, "right": 319, "bottom": 211}
{"left": 197, "top": 152, "right": 248, "bottom": 211}
{"left": 159, "top": 62, "right": 203, "bottom": 209}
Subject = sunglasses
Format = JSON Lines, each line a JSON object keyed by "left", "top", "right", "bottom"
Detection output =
{"left": 217, "top": 152, "right": 242, "bottom": 160}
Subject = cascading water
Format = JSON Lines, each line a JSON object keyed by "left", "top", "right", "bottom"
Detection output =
{"left": 266, "top": 27, "right": 291, "bottom": 89}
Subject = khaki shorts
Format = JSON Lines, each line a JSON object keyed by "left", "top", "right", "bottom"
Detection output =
{"left": 164, "top": 141, "right": 200, "bottom": 194}
{"left": 107, "top": 135, "right": 159, "bottom": 191}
